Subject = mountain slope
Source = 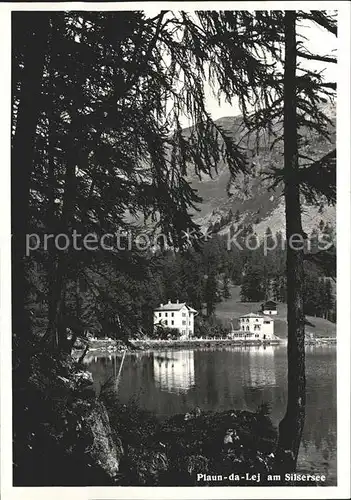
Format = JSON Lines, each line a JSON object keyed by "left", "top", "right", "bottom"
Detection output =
{"left": 186, "top": 104, "right": 336, "bottom": 237}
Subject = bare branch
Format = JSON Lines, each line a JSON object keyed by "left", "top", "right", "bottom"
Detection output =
{"left": 297, "top": 50, "right": 337, "bottom": 64}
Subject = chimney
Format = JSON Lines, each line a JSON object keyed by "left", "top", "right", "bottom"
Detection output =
{"left": 176, "top": 299, "right": 179, "bottom": 304}
{"left": 168, "top": 299, "right": 171, "bottom": 304}
{"left": 160, "top": 303, "right": 163, "bottom": 307}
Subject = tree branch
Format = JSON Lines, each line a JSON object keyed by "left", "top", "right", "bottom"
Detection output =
{"left": 300, "top": 11, "right": 337, "bottom": 36}
{"left": 296, "top": 50, "right": 337, "bottom": 64}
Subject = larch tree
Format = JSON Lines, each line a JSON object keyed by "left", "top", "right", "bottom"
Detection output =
{"left": 194, "top": 9, "right": 336, "bottom": 472}
{"left": 274, "top": 10, "right": 307, "bottom": 471}
{"left": 221, "top": 10, "right": 337, "bottom": 471}
{"left": 12, "top": 10, "right": 275, "bottom": 352}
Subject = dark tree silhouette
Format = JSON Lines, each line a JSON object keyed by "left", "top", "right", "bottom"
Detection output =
{"left": 274, "top": 11, "right": 306, "bottom": 471}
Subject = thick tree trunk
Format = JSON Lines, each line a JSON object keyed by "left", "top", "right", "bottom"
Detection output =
{"left": 12, "top": 13, "right": 50, "bottom": 337}
{"left": 275, "top": 11, "right": 306, "bottom": 473}
{"left": 43, "top": 159, "right": 74, "bottom": 349}
{"left": 43, "top": 114, "right": 78, "bottom": 349}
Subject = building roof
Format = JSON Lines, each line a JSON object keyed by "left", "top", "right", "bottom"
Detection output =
{"left": 263, "top": 300, "right": 277, "bottom": 308}
{"left": 154, "top": 301, "right": 197, "bottom": 313}
{"left": 239, "top": 312, "right": 274, "bottom": 320}
{"left": 240, "top": 312, "right": 264, "bottom": 318}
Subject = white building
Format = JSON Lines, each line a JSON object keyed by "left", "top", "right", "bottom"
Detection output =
{"left": 231, "top": 312, "right": 278, "bottom": 341}
{"left": 153, "top": 300, "right": 197, "bottom": 338}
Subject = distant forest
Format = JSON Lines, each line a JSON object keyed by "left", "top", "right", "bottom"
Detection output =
{"left": 29, "top": 221, "right": 336, "bottom": 339}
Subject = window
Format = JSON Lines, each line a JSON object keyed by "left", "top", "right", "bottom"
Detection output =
{"left": 182, "top": 330, "right": 186, "bottom": 334}
{"left": 171, "top": 320, "right": 174, "bottom": 325}
{"left": 159, "top": 312, "right": 161, "bottom": 317}
{"left": 182, "top": 313, "right": 186, "bottom": 317}
{"left": 182, "top": 320, "right": 186, "bottom": 325}
{"left": 164, "top": 320, "right": 168, "bottom": 326}
{"left": 246, "top": 326, "right": 250, "bottom": 331}
{"left": 256, "top": 319, "right": 259, "bottom": 322}
{"left": 255, "top": 334, "right": 259, "bottom": 338}
{"left": 264, "top": 321, "right": 270, "bottom": 324}
{"left": 165, "top": 312, "right": 168, "bottom": 317}
{"left": 171, "top": 312, "right": 174, "bottom": 317}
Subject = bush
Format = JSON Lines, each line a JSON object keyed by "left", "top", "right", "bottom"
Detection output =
{"left": 152, "top": 326, "right": 181, "bottom": 340}
{"left": 194, "top": 317, "right": 230, "bottom": 339}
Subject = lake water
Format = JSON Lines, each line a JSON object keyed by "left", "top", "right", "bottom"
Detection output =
{"left": 86, "top": 344, "right": 337, "bottom": 485}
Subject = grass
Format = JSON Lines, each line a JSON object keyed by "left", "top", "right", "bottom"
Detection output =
{"left": 216, "top": 286, "right": 336, "bottom": 338}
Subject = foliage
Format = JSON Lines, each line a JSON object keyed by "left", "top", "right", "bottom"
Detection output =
{"left": 101, "top": 390, "right": 277, "bottom": 486}
{"left": 194, "top": 316, "right": 230, "bottom": 339}
{"left": 151, "top": 325, "right": 181, "bottom": 340}
{"left": 240, "top": 265, "right": 266, "bottom": 302}
{"left": 13, "top": 347, "right": 121, "bottom": 485}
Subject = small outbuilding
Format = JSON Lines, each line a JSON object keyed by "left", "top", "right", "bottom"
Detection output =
{"left": 261, "top": 300, "right": 278, "bottom": 315}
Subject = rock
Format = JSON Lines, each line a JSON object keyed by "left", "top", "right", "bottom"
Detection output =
{"left": 81, "top": 401, "right": 124, "bottom": 480}
{"left": 73, "top": 371, "right": 94, "bottom": 388}
{"left": 224, "top": 429, "right": 234, "bottom": 444}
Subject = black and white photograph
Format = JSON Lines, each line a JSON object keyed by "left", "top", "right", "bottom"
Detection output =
{"left": 1, "top": 2, "right": 350, "bottom": 499}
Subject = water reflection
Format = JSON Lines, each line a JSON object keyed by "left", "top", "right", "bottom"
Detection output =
{"left": 246, "top": 345, "right": 277, "bottom": 388}
{"left": 86, "top": 344, "right": 336, "bottom": 484}
{"left": 153, "top": 350, "right": 195, "bottom": 393}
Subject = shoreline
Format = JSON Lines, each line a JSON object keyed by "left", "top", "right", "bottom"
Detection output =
{"left": 74, "top": 337, "right": 336, "bottom": 359}
{"left": 131, "top": 338, "right": 283, "bottom": 349}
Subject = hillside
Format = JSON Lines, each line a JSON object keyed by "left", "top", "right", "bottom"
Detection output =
{"left": 215, "top": 286, "right": 336, "bottom": 339}
{"left": 186, "top": 104, "right": 336, "bottom": 237}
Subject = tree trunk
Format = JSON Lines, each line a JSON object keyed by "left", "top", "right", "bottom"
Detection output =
{"left": 44, "top": 105, "right": 79, "bottom": 348}
{"left": 43, "top": 156, "right": 75, "bottom": 349}
{"left": 275, "top": 11, "right": 306, "bottom": 474}
{"left": 12, "top": 13, "right": 50, "bottom": 337}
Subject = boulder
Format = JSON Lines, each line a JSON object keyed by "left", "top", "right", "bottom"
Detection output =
{"left": 81, "top": 400, "right": 124, "bottom": 481}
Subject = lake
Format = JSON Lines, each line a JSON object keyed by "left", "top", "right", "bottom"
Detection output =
{"left": 86, "top": 344, "right": 337, "bottom": 485}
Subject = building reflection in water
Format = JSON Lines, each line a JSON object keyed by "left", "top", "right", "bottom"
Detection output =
{"left": 246, "top": 345, "right": 277, "bottom": 388}
{"left": 153, "top": 350, "right": 195, "bottom": 393}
